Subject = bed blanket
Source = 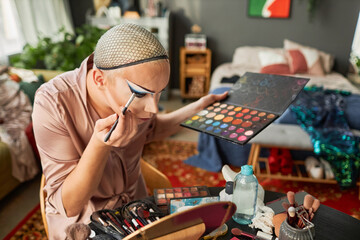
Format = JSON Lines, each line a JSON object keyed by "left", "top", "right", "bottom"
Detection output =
{"left": 291, "top": 87, "right": 360, "bottom": 187}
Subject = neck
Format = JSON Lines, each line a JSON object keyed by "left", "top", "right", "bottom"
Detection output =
{"left": 86, "top": 70, "right": 113, "bottom": 118}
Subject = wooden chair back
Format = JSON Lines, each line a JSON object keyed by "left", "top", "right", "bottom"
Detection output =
{"left": 140, "top": 158, "right": 172, "bottom": 194}
{"left": 39, "top": 174, "right": 49, "bottom": 237}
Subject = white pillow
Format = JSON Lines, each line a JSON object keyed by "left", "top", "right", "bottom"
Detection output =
{"left": 232, "top": 46, "right": 284, "bottom": 69}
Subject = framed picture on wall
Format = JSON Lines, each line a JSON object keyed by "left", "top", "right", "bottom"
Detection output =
{"left": 248, "top": 0, "right": 291, "bottom": 18}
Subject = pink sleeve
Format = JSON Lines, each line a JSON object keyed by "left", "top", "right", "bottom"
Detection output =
{"left": 32, "top": 90, "right": 79, "bottom": 217}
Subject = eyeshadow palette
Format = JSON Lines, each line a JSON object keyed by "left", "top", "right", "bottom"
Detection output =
{"left": 181, "top": 72, "right": 309, "bottom": 145}
{"left": 153, "top": 186, "right": 210, "bottom": 206}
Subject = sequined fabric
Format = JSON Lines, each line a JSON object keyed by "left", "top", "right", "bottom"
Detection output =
{"left": 291, "top": 86, "right": 360, "bottom": 188}
{"left": 94, "top": 23, "right": 168, "bottom": 70}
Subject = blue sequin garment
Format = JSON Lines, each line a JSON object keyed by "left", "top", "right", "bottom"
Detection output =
{"left": 290, "top": 86, "right": 360, "bottom": 188}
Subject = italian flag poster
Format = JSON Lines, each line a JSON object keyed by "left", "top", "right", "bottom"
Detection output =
{"left": 248, "top": 0, "right": 291, "bottom": 18}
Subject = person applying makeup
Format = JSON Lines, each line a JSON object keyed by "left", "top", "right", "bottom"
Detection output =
{"left": 32, "top": 23, "right": 227, "bottom": 240}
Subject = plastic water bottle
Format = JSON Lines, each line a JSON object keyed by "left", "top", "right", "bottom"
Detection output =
{"left": 232, "top": 165, "right": 258, "bottom": 224}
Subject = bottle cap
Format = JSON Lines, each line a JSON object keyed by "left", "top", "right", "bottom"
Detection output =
{"left": 241, "top": 165, "right": 253, "bottom": 176}
{"left": 225, "top": 181, "right": 234, "bottom": 194}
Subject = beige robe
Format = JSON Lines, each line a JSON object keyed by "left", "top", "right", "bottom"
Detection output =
{"left": 32, "top": 55, "right": 155, "bottom": 239}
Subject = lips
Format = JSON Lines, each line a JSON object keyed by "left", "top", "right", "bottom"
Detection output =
{"left": 138, "top": 117, "right": 151, "bottom": 122}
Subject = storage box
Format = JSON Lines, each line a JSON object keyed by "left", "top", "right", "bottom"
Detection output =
{"left": 185, "top": 34, "right": 207, "bottom": 50}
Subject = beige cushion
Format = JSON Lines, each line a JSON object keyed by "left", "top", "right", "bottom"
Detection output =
{"left": 284, "top": 39, "right": 335, "bottom": 74}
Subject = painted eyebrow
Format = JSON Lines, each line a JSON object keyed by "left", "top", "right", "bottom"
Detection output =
{"left": 128, "top": 80, "right": 166, "bottom": 93}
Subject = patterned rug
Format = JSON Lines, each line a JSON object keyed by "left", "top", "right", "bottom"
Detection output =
{"left": 5, "top": 140, "right": 360, "bottom": 239}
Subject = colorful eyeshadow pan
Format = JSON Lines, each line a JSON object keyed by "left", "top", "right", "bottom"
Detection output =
{"left": 214, "top": 128, "right": 221, "bottom": 133}
{"left": 221, "top": 109, "right": 228, "bottom": 114}
{"left": 252, "top": 117, "right": 260, "bottom": 122}
{"left": 192, "top": 115, "right": 200, "bottom": 120}
{"left": 197, "top": 110, "right": 208, "bottom": 116}
{"left": 250, "top": 110, "right": 258, "bottom": 115}
{"left": 236, "top": 128, "right": 245, "bottom": 133}
{"left": 213, "top": 121, "right": 221, "bottom": 126}
{"left": 154, "top": 186, "right": 210, "bottom": 206}
{"left": 181, "top": 72, "right": 309, "bottom": 145}
{"left": 223, "top": 117, "right": 233, "bottom": 122}
{"left": 232, "top": 119, "right": 243, "bottom": 125}
{"left": 230, "top": 133, "right": 238, "bottom": 138}
{"left": 214, "top": 114, "right": 225, "bottom": 120}
{"left": 206, "top": 112, "right": 216, "bottom": 118}
{"left": 245, "top": 130, "right": 254, "bottom": 136}
{"left": 228, "top": 125, "right": 236, "bottom": 131}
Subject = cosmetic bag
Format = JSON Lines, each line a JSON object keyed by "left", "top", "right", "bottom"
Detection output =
{"left": 89, "top": 199, "right": 236, "bottom": 240}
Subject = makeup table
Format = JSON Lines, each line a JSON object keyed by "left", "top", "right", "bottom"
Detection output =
{"left": 207, "top": 187, "right": 360, "bottom": 240}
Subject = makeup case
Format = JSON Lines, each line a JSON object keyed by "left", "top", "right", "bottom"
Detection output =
{"left": 89, "top": 199, "right": 236, "bottom": 240}
{"left": 181, "top": 72, "right": 309, "bottom": 145}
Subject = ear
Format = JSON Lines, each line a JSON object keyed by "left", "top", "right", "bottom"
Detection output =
{"left": 92, "top": 68, "right": 105, "bottom": 88}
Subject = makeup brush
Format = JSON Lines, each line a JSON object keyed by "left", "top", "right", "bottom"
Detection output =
{"left": 303, "top": 194, "right": 314, "bottom": 213}
{"left": 104, "top": 79, "right": 151, "bottom": 142}
{"left": 287, "top": 206, "right": 297, "bottom": 227}
{"left": 104, "top": 93, "right": 136, "bottom": 142}
{"left": 310, "top": 198, "right": 320, "bottom": 220}
{"left": 287, "top": 191, "right": 296, "bottom": 207}
{"left": 92, "top": 212, "right": 108, "bottom": 227}
{"left": 231, "top": 227, "right": 256, "bottom": 238}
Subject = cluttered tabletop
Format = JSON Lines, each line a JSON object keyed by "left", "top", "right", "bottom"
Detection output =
{"left": 89, "top": 165, "right": 360, "bottom": 240}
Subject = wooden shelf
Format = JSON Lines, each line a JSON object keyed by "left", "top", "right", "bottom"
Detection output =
{"left": 248, "top": 143, "right": 360, "bottom": 198}
{"left": 253, "top": 157, "right": 339, "bottom": 184}
{"left": 179, "top": 47, "right": 211, "bottom": 99}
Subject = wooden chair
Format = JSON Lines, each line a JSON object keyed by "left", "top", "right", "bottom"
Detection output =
{"left": 39, "top": 158, "right": 172, "bottom": 238}
{"left": 39, "top": 174, "right": 49, "bottom": 237}
{"left": 140, "top": 157, "right": 172, "bottom": 194}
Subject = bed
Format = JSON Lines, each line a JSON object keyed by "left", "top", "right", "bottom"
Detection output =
{"left": 184, "top": 39, "right": 360, "bottom": 189}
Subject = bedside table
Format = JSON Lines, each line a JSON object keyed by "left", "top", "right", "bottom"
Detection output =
{"left": 179, "top": 47, "right": 211, "bottom": 99}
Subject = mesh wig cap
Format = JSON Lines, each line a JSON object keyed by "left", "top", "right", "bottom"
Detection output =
{"left": 94, "top": 23, "right": 168, "bottom": 70}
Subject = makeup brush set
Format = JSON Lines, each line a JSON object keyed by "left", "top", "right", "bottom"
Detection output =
{"left": 89, "top": 201, "right": 237, "bottom": 240}
{"left": 89, "top": 199, "right": 164, "bottom": 239}
{"left": 276, "top": 191, "right": 320, "bottom": 240}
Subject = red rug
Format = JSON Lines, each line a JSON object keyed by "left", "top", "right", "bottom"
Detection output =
{"left": 5, "top": 140, "right": 360, "bottom": 239}
{"left": 3, "top": 204, "right": 47, "bottom": 240}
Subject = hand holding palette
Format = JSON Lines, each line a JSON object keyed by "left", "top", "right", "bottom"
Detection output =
{"left": 181, "top": 72, "right": 309, "bottom": 145}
